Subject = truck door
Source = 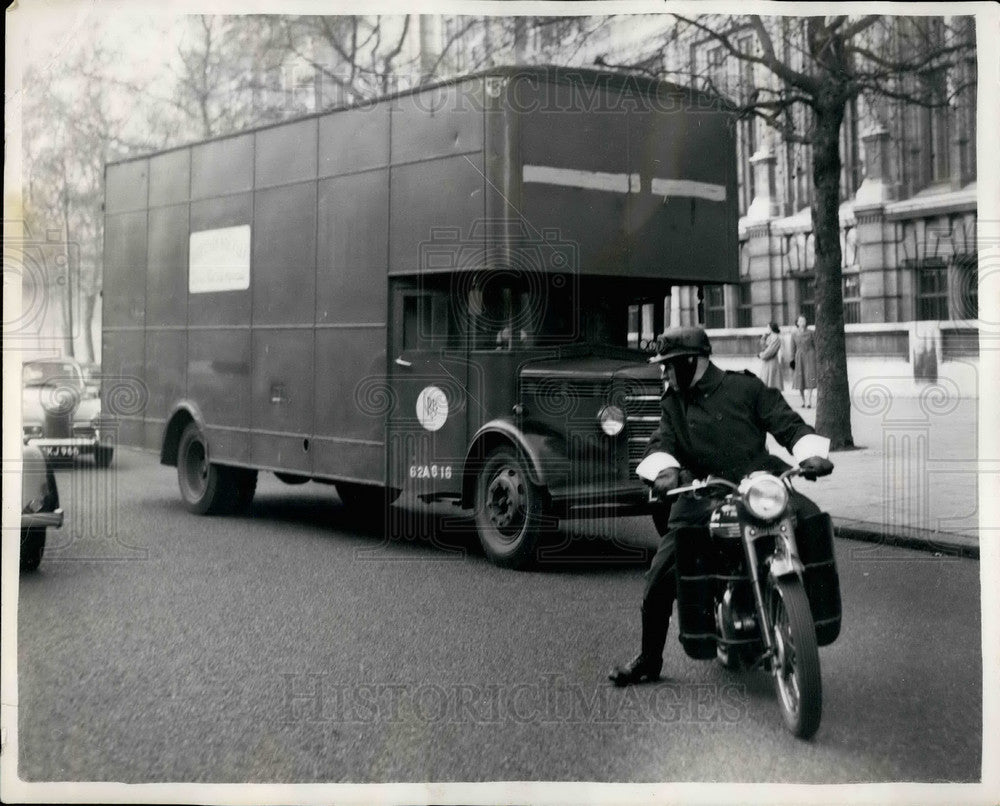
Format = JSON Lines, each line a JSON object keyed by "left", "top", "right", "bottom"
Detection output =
{"left": 387, "top": 280, "right": 469, "bottom": 497}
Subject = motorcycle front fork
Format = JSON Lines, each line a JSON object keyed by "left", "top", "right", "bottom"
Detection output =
{"left": 742, "top": 519, "right": 801, "bottom": 670}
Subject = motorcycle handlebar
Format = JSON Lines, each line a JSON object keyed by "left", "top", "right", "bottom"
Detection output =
{"left": 661, "top": 476, "right": 738, "bottom": 498}
{"left": 649, "top": 464, "right": 830, "bottom": 502}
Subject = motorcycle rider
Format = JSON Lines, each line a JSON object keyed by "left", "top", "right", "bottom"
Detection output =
{"left": 609, "top": 326, "right": 834, "bottom": 687}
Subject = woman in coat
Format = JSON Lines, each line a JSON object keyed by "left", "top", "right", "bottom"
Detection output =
{"left": 790, "top": 314, "right": 818, "bottom": 407}
{"left": 758, "top": 322, "right": 783, "bottom": 390}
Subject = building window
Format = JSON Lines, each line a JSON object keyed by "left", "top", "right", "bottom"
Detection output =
{"left": 737, "top": 281, "right": 753, "bottom": 328}
{"left": 916, "top": 261, "right": 949, "bottom": 321}
{"left": 704, "top": 285, "right": 726, "bottom": 329}
{"left": 842, "top": 273, "right": 861, "bottom": 324}
{"left": 797, "top": 275, "right": 816, "bottom": 325}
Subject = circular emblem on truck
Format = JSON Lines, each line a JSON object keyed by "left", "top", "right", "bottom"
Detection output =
{"left": 416, "top": 386, "right": 449, "bottom": 431}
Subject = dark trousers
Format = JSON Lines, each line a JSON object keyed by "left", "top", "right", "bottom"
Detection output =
{"left": 641, "top": 489, "right": 821, "bottom": 660}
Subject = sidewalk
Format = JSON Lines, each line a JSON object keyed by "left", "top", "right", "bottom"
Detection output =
{"left": 767, "top": 390, "right": 986, "bottom": 559}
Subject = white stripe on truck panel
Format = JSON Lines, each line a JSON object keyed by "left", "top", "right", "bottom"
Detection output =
{"left": 523, "top": 165, "right": 725, "bottom": 202}
{"left": 650, "top": 178, "right": 726, "bottom": 202}
{"left": 523, "top": 165, "right": 634, "bottom": 193}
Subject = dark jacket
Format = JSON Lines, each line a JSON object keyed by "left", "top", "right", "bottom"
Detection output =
{"left": 643, "top": 362, "right": 815, "bottom": 482}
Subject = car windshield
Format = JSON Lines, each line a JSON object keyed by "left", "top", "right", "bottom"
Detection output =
{"left": 23, "top": 362, "right": 83, "bottom": 388}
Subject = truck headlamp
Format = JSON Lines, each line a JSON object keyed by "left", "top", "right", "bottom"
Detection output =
{"left": 598, "top": 405, "right": 625, "bottom": 436}
{"left": 742, "top": 474, "right": 789, "bottom": 521}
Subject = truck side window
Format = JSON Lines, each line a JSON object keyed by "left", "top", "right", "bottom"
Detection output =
{"left": 402, "top": 292, "right": 456, "bottom": 351}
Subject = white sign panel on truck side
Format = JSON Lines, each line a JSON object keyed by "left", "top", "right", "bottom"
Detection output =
{"left": 188, "top": 225, "right": 251, "bottom": 293}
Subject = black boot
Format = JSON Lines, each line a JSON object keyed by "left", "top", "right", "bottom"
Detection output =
{"left": 608, "top": 653, "right": 662, "bottom": 687}
{"left": 609, "top": 606, "right": 669, "bottom": 687}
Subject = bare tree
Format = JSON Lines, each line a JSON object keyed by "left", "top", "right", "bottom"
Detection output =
{"left": 599, "top": 14, "right": 977, "bottom": 449}
{"left": 22, "top": 35, "right": 166, "bottom": 362}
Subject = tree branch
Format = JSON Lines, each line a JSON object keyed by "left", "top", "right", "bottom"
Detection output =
{"left": 839, "top": 14, "right": 881, "bottom": 42}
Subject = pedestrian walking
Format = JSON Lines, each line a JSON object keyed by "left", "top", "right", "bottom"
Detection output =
{"left": 790, "top": 314, "right": 817, "bottom": 407}
{"left": 758, "top": 322, "right": 783, "bottom": 390}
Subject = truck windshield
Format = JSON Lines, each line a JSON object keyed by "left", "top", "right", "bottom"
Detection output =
{"left": 461, "top": 273, "right": 655, "bottom": 352}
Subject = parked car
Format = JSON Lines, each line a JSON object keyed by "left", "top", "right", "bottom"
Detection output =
{"left": 22, "top": 357, "right": 114, "bottom": 467}
{"left": 21, "top": 443, "right": 63, "bottom": 571}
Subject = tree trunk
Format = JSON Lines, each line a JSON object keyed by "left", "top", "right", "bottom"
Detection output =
{"left": 81, "top": 291, "right": 97, "bottom": 364}
{"left": 810, "top": 102, "right": 853, "bottom": 450}
{"left": 61, "top": 189, "right": 76, "bottom": 359}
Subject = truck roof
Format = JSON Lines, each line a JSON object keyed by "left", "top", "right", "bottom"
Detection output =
{"left": 105, "top": 64, "right": 732, "bottom": 169}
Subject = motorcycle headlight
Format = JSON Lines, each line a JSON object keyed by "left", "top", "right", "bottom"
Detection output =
{"left": 598, "top": 405, "right": 625, "bottom": 436}
{"left": 742, "top": 474, "right": 789, "bottom": 521}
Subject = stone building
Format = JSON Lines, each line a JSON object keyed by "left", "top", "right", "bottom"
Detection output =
{"left": 592, "top": 14, "right": 980, "bottom": 396}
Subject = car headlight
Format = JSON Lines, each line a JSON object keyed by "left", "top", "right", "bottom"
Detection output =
{"left": 598, "top": 405, "right": 625, "bottom": 436}
{"left": 742, "top": 474, "right": 789, "bottom": 521}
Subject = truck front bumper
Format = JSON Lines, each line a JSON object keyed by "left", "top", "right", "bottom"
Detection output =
{"left": 549, "top": 482, "right": 655, "bottom": 518}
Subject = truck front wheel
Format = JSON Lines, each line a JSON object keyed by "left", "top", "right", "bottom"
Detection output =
{"left": 177, "top": 423, "right": 255, "bottom": 515}
{"left": 474, "top": 447, "right": 547, "bottom": 570}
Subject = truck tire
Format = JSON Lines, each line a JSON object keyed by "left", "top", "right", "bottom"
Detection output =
{"left": 20, "top": 527, "right": 46, "bottom": 572}
{"left": 176, "top": 423, "right": 254, "bottom": 515}
{"left": 229, "top": 468, "right": 258, "bottom": 515}
{"left": 474, "top": 447, "right": 546, "bottom": 570}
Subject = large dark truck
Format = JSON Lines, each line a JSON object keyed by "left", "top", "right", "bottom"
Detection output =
{"left": 103, "top": 66, "right": 737, "bottom": 568}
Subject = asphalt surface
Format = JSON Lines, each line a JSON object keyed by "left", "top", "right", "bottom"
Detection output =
{"left": 16, "top": 449, "right": 983, "bottom": 783}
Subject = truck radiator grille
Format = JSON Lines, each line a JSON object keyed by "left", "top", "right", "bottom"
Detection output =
{"left": 623, "top": 386, "right": 663, "bottom": 475}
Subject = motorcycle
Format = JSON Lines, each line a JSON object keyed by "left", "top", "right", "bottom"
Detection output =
{"left": 659, "top": 465, "right": 842, "bottom": 739}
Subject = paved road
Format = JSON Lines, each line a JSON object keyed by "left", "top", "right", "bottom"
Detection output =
{"left": 16, "top": 449, "right": 982, "bottom": 783}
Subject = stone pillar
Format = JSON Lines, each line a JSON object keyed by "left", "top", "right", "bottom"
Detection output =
{"left": 669, "top": 287, "right": 681, "bottom": 329}
{"left": 746, "top": 144, "right": 780, "bottom": 222}
{"left": 854, "top": 124, "right": 896, "bottom": 323}
{"left": 745, "top": 222, "right": 778, "bottom": 327}
{"left": 855, "top": 125, "right": 895, "bottom": 208}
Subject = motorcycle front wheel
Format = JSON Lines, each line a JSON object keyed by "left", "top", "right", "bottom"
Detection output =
{"left": 770, "top": 578, "right": 822, "bottom": 739}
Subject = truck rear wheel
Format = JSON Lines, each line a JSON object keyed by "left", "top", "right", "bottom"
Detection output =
{"left": 475, "top": 447, "right": 546, "bottom": 570}
{"left": 177, "top": 423, "right": 256, "bottom": 515}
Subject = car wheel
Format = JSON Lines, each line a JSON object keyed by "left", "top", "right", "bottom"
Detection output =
{"left": 94, "top": 446, "right": 114, "bottom": 468}
{"left": 20, "top": 527, "right": 46, "bottom": 572}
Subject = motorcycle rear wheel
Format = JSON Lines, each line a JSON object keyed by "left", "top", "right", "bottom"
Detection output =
{"left": 771, "top": 578, "right": 822, "bottom": 739}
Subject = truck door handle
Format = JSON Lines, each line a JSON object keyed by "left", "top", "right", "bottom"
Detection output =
{"left": 395, "top": 357, "right": 412, "bottom": 368}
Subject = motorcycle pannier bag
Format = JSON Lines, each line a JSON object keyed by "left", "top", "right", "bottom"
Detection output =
{"left": 796, "top": 512, "right": 842, "bottom": 646}
{"left": 673, "top": 526, "right": 718, "bottom": 659}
